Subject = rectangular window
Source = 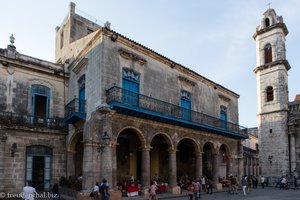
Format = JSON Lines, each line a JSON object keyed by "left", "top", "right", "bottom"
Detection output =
{"left": 181, "top": 90, "right": 191, "bottom": 120}
{"left": 60, "top": 31, "right": 64, "bottom": 49}
{"left": 122, "top": 69, "right": 140, "bottom": 106}
{"left": 220, "top": 106, "right": 227, "bottom": 129}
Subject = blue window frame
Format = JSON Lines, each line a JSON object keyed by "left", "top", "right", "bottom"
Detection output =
{"left": 122, "top": 69, "right": 140, "bottom": 106}
{"left": 220, "top": 105, "right": 227, "bottom": 129}
{"left": 31, "top": 84, "right": 50, "bottom": 119}
{"left": 181, "top": 90, "right": 191, "bottom": 120}
{"left": 78, "top": 75, "right": 85, "bottom": 113}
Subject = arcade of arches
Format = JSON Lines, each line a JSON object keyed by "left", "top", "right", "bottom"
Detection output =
{"left": 67, "top": 113, "right": 244, "bottom": 193}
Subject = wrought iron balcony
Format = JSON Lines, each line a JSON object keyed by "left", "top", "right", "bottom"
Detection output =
{"left": 106, "top": 86, "right": 248, "bottom": 139}
{"left": 64, "top": 98, "right": 86, "bottom": 124}
{"left": 0, "top": 111, "right": 66, "bottom": 130}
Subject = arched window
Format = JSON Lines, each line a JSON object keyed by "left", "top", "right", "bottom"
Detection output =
{"left": 265, "top": 18, "right": 270, "bottom": 27}
{"left": 264, "top": 44, "right": 272, "bottom": 64}
{"left": 266, "top": 86, "right": 274, "bottom": 102}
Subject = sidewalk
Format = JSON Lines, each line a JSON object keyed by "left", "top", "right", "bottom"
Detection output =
{"left": 122, "top": 187, "right": 300, "bottom": 200}
{"left": 122, "top": 188, "right": 228, "bottom": 200}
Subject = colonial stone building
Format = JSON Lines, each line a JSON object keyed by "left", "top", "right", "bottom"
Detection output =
{"left": 254, "top": 8, "right": 300, "bottom": 182}
{"left": 243, "top": 128, "right": 259, "bottom": 177}
{"left": 0, "top": 2, "right": 249, "bottom": 194}
{"left": 0, "top": 38, "right": 67, "bottom": 192}
{"left": 58, "top": 2, "right": 248, "bottom": 192}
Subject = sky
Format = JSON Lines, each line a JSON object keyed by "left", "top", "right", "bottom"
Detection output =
{"left": 1, "top": 0, "right": 300, "bottom": 128}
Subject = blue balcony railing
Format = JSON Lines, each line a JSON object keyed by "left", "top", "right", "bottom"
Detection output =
{"left": 0, "top": 111, "right": 66, "bottom": 130}
{"left": 106, "top": 86, "right": 248, "bottom": 138}
{"left": 64, "top": 98, "right": 86, "bottom": 124}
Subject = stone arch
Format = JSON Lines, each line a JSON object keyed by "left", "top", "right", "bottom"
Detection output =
{"left": 149, "top": 132, "right": 174, "bottom": 182}
{"left": 67, "top": 130, "right": 83, "bottom": 178}
{"left": 176, "top": 136, "right": 201, "bottom": 153}
{"left": 218, "top": 143, "right": 232, "bottom": 179}
{"left": 150, "top": 132, "right": 174, "bottom": 150}
{"left": 68, "top": 130, "right": 83, "bottom": 152}
{"left": 201, "top": 140, "right": 218, "bottom": 154}
{"left": 116, "top": 126, "right": 146, "bottom": 183}
{"left": 116, "top": 126, "right": 146, "bottom": 148}
{"left": 176, "top": 137, "right": 200, "bottom": 179}
{"left": 202, "top": 141, "right": 218, "bottom": 179}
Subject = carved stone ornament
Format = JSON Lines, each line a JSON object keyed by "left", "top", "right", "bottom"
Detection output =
{"left": 7, "top": 65, "right": 15, "bottom": 75}
{"left": 178, "top": 75, "right": 196, "bottom": 86}
{"left": 118, "top": 48, "right": 146, "bottom": 65}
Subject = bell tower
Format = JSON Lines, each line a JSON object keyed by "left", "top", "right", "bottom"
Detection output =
{"left": 253, "top": 8, "right": 291, "bottom": 179}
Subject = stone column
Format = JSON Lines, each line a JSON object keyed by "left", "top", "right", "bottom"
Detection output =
{"left": 168, "top": 149, "right": 180, "bottom": 194}
{"left": 227, "top": 156, "right": 233, "bottom": 177}
{"left": 66, "top": 150, "right": 76, "bottom": 178}
{"left": 97, "top": 105, "right": 115, "bottom": 189}
{"left": 111, "top": 144, "right": 117, "bottom": 190}
{"left": 0, "top": 134, "right": 7, "bottom": 191}
{"left": 290, "top": 134, "right": 296, "bottom": 173}
{"left": 101, "top": 144, "right": 113, "bottom": 188}
{"left": 141, "top": 147, "right": 150, "bottom": 191}
{"left": 82, "top": 141, "right": 96, "bottom": 191}
{"left": 212, "top": 153, "right": 219, "bottom": 186}
{"left": 168, "top": 150, "right": 177, "bottom": 187}
{"left": 237, "top": 141, "right": 244, "bottom": 181}
{"left": 195, "top": 152, "right": 202, "bottom": 179}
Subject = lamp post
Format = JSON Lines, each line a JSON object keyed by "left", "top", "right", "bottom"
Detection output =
{"left": 97, "top": 131, "right": 110, "bottom": 153}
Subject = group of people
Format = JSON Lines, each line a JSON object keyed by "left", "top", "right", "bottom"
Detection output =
{"left": 92, "top": 178, "right": 110, "bottom": 200}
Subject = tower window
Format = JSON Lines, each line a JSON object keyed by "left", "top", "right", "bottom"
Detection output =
{"left": 264, "top": 44, "right": 272, "bottom": 64}
{"left": 265, "top": 18, "right": 270, "bottom": 27}
{"left": 266, "top": 86, "right": 274, "bottom": 102}
{"left": 60, "top": 31, "right": 64, "bottom": 49}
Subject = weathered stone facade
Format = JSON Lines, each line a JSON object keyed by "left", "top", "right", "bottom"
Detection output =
{"left": 59, "top": 2, "right": 248, "bottom": 193}
{"left": 254, "top": 8, "right": 300, "bottom": 182}
{"left": 0, "top": 42, "right": 67, "bottom": 193}
{"left": 0, "top": 2, "right": 251, "bottom": 194}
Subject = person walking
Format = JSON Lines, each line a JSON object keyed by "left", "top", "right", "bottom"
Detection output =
{"left": 241, "top": 176, "right": 248, "bottom": 196}
{"left": 193, "top": 179, "right": 201, "bottom": 200}
{"left": 52, "top": 183, "right": 59, "bottom": 200}
{"left": 22, "top": 181, "right": 36, "bottom": 200}
{"left": 247, "top": 175, "right": 253, "bottom": 193}
{"left": 229, "top": 175, "right": 238, "bottom": 194}
{"left": 100, "top": 179, "right": 110, "bottom": 200}
{"left": 149, "top": 181, "right": 158, "bottom": 200}
{"left": 206, "top": 178, "right": 213, "bottom": 194}
{"left": 187, "top": 182, "right": 194, "bottom": 200}
{"left": 93, "top": 182, "right": 100, "bottom": 200}
{"left": 294, "top": 175, "right": 298, "bottom": 190}
{"left": 261, "top": 175, "right": 265, "bottom": 189}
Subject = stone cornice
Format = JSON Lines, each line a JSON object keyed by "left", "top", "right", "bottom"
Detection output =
{"left": 253, "top": 22, "right": 288, "bottom": 40}
{"left": 118, "top": 48, "right": 146, "bottom": 66}
{"left": 218, "top": 94, "right": 231, "bottom": 102}
{"left": 72, "top": 57, "right": 88, "bottom": 74}
{"left": 0, "top": 54, "right": 66, "bottom": 77}
{"left": 253, "top": 60, "right": 291, "bottom": 73}
{"left": 178, "top": 75, "right": 196, "bottom": 86}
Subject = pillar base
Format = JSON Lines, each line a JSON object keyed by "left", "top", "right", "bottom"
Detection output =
{"left": 170, "top": 186, "right": 181, "bottom": 195}
{"left": 141, "top": 188, "right": 150, "bottom": 197}
{"left": 216, "top": 183, "right": 223, "bottom": 191}
{"left": 110, "top": 190, "right": 122, "bottom": 200}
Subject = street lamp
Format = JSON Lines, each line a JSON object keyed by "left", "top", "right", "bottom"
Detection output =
{"left": 97, "top": 131, "right": 110, "bottom": 153}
